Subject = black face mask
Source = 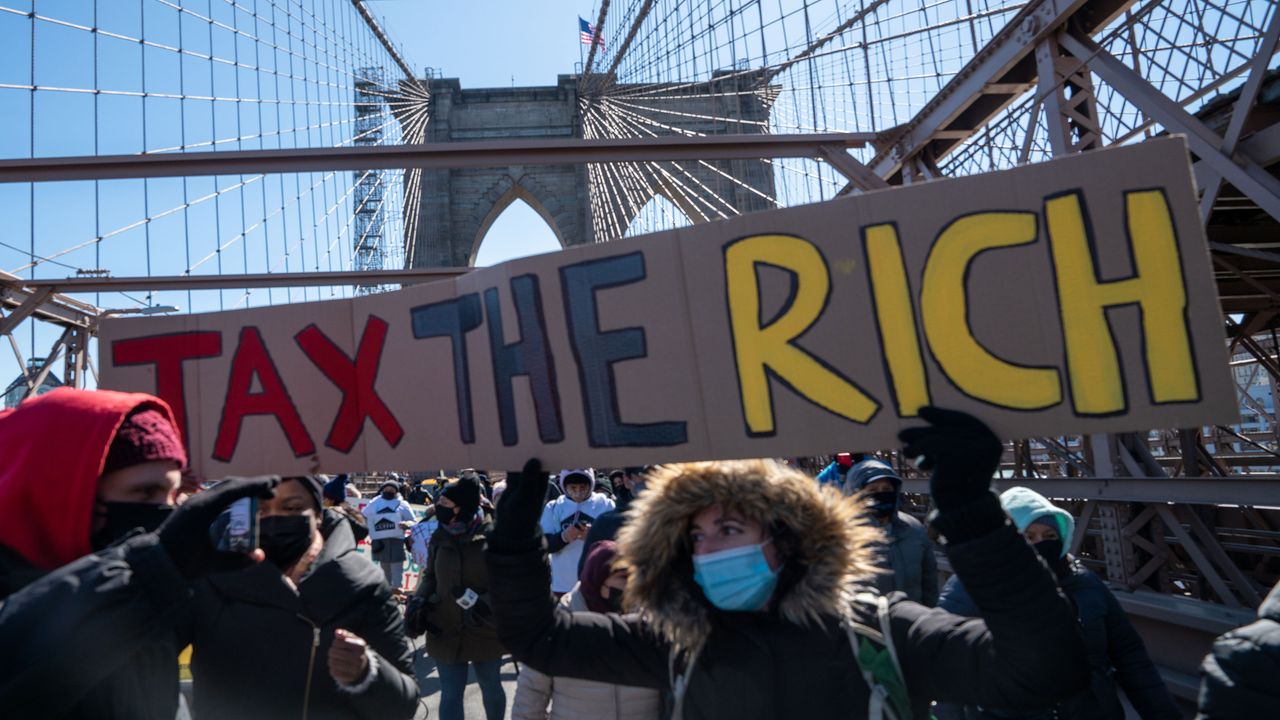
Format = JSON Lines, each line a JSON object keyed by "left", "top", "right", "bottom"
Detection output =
{"left": 868, "top": 490, "right": 899, "bottom": 518}
{"left": 91, "top": 502, "right": 174, "bottom": 550}
{"left": 382, "top": 491, "right": 396, "bottom": 500}
{"left": 603, "top": 589, "right": 624, "bottom": 613}
{"left": 435, "top": 504, "right": 456, "bottom": 525}
{"left": 1034, "top": 538, "right": 1064, "bottom": 568}
{"left": 259, "top": 515, "right": 315, "bottom": 570}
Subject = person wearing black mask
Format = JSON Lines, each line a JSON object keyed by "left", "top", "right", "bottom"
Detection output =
{"left": 184, "top": 476, "right": 419, "bottom": 720}
{"left": 405, "top": 474, "right": 507, "bottom": 720}
{"left": 511, "top": 541, "right": 661, "bottom": 720}
{"left": 844, "top": 458, "right": 939, "bottom": 606}
{"left": 0, "top": 388, "right": 279, "bottom": 719}
{"left": 363, "top": 480, "right": 417, "bottom": 588}
{"left": 936, "top": 487, "right": 1179, "bottom": 720}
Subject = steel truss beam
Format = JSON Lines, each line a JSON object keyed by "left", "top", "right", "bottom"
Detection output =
{"left": 868, "top": 0, "right": 1136, "bottom": 184}
{"left": 1055, "top": 30, "right": 1280, "bottom": 224}
{"left": 900, "top": 476, "right": 1280, "bottom": 506}
{"left": 0, "top": 133, "right": 874, "bottom": 185}
{"left": 0, "top": 271, "right": 98, "bottom": 328}
{"left": 21, "top": 268, "right": 470, "bottom": 294}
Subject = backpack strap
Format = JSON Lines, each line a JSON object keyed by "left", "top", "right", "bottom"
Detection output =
{"left": 667, "top": 646, "right": 701, "bottom": 720}
{"left": 845, "top": 592, "right": 914, "bottom": 720}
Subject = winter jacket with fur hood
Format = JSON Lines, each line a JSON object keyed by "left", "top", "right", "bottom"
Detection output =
{"left": 488, "top": 460, "right": 1089, "bottom": 720}
{"left": 511, "top": 585, "right": 662, "bottom": 720}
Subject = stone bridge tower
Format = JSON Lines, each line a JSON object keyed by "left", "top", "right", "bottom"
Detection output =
{"left": 403, "top": 72, "right": 777, "bottom": 268}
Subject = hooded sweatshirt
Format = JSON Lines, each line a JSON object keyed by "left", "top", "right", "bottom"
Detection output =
{"left": 0, "top": 387, "right": 184, "bottom": 571}
{"left": 0, "top": 388, "right": 190, "bottom": 719}
{"left": 363, "top": 486, "right": 417, "bottom": 542}
{"left": 999, "top": 486, "right": 1075, "bottom": 556}
{"left": 539, "top": 470, "right": 615, "bottom": 593}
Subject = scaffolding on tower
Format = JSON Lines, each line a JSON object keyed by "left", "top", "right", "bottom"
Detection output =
{"left": 353, "top": 67, "right": 389, "bottom": 295}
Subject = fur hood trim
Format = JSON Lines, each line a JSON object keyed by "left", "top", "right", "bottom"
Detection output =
{"left": 615, "top": 459, "right": 878, "bottom": 653}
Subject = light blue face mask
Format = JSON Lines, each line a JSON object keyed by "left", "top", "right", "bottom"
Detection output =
{"left": 692, "top": 541, "right": 779, "bottom": 611}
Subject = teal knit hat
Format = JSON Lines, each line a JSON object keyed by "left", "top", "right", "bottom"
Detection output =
{"left": 998, "top": 486, "right": 1074, "bottom": 558}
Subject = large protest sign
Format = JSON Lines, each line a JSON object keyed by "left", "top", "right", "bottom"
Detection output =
{"left": 100, "top": 138, "right": 1236, "bottom": 476}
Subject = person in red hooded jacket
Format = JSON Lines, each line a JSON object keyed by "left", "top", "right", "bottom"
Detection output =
{"left": 0, "top": 387, "right": 278, "bottom": 719}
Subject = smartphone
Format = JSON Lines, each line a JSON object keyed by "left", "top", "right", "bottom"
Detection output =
{"left": 213, "top": 496, "right": 259, "bottom": 554}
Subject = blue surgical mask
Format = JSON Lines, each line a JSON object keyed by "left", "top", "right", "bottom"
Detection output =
{"left": 692, "top": 541, "right": 779, "bottom": 611}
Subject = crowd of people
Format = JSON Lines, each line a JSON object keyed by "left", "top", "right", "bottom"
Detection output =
{"left": 0, "top": 387, "right": 1275, "bottom": 719}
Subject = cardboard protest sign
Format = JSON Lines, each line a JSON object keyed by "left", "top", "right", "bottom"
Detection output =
{"left": 99, "top": 138, "right": 1236, "bottom": 477}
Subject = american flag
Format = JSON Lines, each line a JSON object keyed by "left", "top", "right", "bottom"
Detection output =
{"left": 579, "top": 17, "right": 605, "bottom": 51}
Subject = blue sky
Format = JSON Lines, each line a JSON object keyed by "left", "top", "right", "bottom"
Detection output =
{"left": 0, "top": 0, "right": 602, "bottom": 388}
{"left": 370, "top": 0, "right": 600, "bottom": 268}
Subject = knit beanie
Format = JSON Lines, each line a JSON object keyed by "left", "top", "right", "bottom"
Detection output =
{"left": 285, "top": 475, "right": 324, "bottom": 512}
{"left": 443, "top": 473, "right": 482, "bottom": 519}
{"left": 102, "top": 408, "right": 187, "bottom": 475}
{"left": 579, "top": 540, "right": 620, "bottom": 614}
{"left": 322, "top": 474, "right": 348, "bottom": 504}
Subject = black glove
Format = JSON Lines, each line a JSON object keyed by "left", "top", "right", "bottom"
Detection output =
{"left": 404, "top": 595, "right": 440, "bottom": 638}
{"left": 158, "top": 475, "right": 279, "bottom": 580}
{"left": 898, "top": 406, "right": 1002, "bottom": 510}
{"left": 487, "top": 458, "right": 549, "bottom": 554}
{"left": 899, "top": 407, "right": 1006, "bottom": 543}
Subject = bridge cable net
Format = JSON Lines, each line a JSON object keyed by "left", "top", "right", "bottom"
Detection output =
{"left": 580, "top": 0, "right": 1276, "bottom": 241}
{"left": 581, "top": 0, "right": 1029, "bottom": 241}
{"left": 0, "top": 0, "right": 428, "bottom": 388}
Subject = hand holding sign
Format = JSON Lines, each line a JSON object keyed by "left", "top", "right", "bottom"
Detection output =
{"left": 489, "top": 458, "right": 549, "bottom": 554}
{"left": 99, "top": 140, "right": 1235, "bottom": 475}
{"left": 899, "top": 407, "right": 1008, "bottom": 544}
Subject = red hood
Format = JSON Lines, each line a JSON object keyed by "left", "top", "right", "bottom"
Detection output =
{"left": 0, "top": 387, "right": 184, "bottom": 570}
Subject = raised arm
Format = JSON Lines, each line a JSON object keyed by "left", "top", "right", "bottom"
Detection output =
{"left": 487, "top": 460, "right": 669, "bottom": 688}
{"left": 893, "top": 407, "right": 1089, "bottom": 710}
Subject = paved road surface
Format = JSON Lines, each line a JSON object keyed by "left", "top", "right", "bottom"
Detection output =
{"left": 412, "top": 647, "right": 519, "bottom": 719}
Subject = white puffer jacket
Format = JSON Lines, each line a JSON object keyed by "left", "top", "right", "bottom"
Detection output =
{"left": 511, "top": 587, "right": 662, "bottom": 720}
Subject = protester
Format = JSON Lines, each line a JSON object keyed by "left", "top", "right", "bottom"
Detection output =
{"left": 362, "top": 480, "right": 417, "bottom": 587}
{"left": 579, "top": 466, "right": 650, "bottom": 576}
{"left": 184, "top": 475, "right": 418, "bottom": 719}
{"left": 513, "top": 541, "right": 661, "bottom": 720}
{"left": 1195, "top": 577, "right": 1279, "bottom": 717}
{"left": 540, "top": 469, "right": 615, "bottom": 596}
{"left": 0, "top": 388, "right": 278, "bottom": 719}
{"left": 845, "top": 458, "right": 939, "bottom": 606}
{"left": 487, "top": 407, "right": 1089, "bottom": 719}
{"left": 815, "top": 451, "right": 859, "bottom": 488}
{"left": 324, "top": 474, "right": 369, "bottom": 542}
{"left": 936, "top": 486, "right": 1178, "bottom": 720}
{"left": 609, "top": 469, "right": 630, "bottom": 505}
{"left": 405, "top": 474, "right": 507, "bottom": 720}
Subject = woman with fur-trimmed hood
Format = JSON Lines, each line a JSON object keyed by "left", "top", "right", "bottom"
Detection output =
{"left": 486, "top": 408, "right": 1090, "bottom": 720}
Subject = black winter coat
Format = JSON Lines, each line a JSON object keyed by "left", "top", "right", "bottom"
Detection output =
{"left": 937, "top": 559, "right": 1179, "bottom": 720}
{"left": 415, "top": 519, "right": 506, "bottom": 664}
{"left": 0, "top": 534, "right": 189, "bottom": 720}
{"left": 1197, "top": 579, "right": 1280, "bottom": 719}
{"left": 489, "top": 519, "right": 1088, "bottom": 720}
{"left": 183, "top": 513, "right": 418, "bottom": 720}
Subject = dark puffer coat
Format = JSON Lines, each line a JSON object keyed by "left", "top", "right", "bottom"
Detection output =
{"left": 184, "top": 511, "right": 417, "bottom": 720}
{"left": 937, "top": 558, "right": 1179, "bottom": 720}
{"left": 415, "top": 517, "right": 506, "bottom": 664}
{"left": 488, "top": 460, "right": 1089, "bottom": 720}
{"left": 0, "top": 535, "right": 189, "bottom": 719}
{"left": 1197, "top": 579, "right": 1280, "bottom": 719}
